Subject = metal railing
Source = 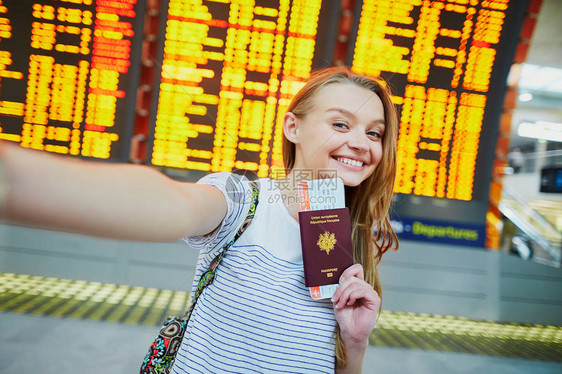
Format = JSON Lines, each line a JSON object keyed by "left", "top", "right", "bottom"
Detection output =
{"left": 499, "top": 185, "right": 561, "bottom": 267}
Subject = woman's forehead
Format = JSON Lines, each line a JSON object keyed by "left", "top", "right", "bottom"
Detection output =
{"left": 311, "top": 83, "right": 385, "bottom": 119}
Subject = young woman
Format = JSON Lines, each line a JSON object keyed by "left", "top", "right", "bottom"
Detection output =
{"left": 0, "top": 66, "right": 398, "bottom": 373}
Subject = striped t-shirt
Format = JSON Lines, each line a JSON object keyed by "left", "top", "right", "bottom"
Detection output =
{"left": 172, "top": 173, "right": 336, "bottom": 373}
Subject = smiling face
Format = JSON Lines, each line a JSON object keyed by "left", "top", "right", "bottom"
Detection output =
{"left": 284, "top": 83, "right": 386, "bottom": 186}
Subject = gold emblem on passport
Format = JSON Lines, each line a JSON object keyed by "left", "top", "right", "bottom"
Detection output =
{"left": 317, "top": 231, "right": 337, "bottom": 255}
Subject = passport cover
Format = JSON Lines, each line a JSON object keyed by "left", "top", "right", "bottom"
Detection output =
{"left": 299, "top": 208, "right": 353, "bottom": 287}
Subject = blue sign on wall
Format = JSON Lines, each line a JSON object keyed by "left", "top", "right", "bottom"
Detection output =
{"left": 390, "top": 216, "right": 487, "bottom": 248}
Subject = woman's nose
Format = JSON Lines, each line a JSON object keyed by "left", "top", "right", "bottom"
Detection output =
{"left": 347, "top": 130, "right": 369, "bottom": 152}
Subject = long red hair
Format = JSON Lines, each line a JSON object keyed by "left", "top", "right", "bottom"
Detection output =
{"left": 282, "top": 66, "right": 399, "bottom": 369}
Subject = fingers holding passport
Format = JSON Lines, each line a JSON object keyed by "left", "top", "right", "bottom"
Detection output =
{"left": 332, "top": 264, "right": 379, "bottom": 310}
{"left": 331, "top": 264, "right": 380, "bottom": 342}
{"left": 340, "top": 263, "right": 364, "bottom": 282}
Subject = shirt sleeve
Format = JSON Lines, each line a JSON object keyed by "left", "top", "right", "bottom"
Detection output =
{"left": 184, "top": 172, "right": 254, "bottom": 260}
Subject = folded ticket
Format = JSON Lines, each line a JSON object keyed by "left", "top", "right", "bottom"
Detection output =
{"left": 297, "top": 178, "right": 353, "bottom": 300}
{"left": 298, "top": 178, "right": 346, "bottom": 211}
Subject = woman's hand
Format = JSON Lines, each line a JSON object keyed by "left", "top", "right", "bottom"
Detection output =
{"left": 331, "top": 263, "right": 380, "bottom": 347}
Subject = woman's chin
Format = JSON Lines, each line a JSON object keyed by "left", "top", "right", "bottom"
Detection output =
{"left": 334, "top": 168, "right": 373, "bottom": 187}
{"left": 339, "top": 175, "right": 364, "bottom": 187}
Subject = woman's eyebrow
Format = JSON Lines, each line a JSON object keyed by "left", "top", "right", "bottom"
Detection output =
{"left": 326, "top": 107, "right": 355, "bottom": 120}
{"left": 326, "top": 107, "right": 385, "bottom": 126}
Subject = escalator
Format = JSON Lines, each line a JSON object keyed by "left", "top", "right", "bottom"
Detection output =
{"left": 499, "top": 185, "right": 561, "bottom": 267}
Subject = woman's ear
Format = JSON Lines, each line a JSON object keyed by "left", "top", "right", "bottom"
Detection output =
{"left": 283, "top": 112, "right": 299, "bottom": 144}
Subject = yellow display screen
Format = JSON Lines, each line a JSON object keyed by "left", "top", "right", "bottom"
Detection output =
{"left": 351, "top": 0, "right": 524, "bottom": 202}
{"left": 149, "top": 0, "right": 328, "bottom": 178}
{"left": 0, "top": 0, "right": 143, "bottom": 161}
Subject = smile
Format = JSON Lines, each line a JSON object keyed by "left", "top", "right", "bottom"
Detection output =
{"left": 335, "top": 157, "right": 364, "bottom": 167}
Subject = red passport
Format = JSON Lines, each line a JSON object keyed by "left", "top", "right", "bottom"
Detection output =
{"left": 299, "top": 208, "right": 353, "bottom": 287}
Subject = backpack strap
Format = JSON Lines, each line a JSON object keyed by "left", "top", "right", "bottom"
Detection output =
{"left": 183, "top": 180, "right": 259, "bottom": 319}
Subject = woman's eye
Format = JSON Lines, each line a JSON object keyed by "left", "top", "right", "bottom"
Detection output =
{"left": 333, "top": 122, "right": 348, "bottom": 129}
{"left": 367, "top": 131, "right": 382, "bottom": 139}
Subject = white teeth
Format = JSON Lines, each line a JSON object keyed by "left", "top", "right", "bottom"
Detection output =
{"left": 336, "top": 157, "right": 363, "bottom": 167}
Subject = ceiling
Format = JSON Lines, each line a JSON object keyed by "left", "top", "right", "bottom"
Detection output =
{"left": 510, "top": 0, "right": 562, "bottom": 150}
{"left": 526, "top": 0, "right": 562, "bottom": 69}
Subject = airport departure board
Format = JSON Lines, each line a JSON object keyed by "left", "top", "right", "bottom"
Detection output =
{"left": 0, "top": 0, "right": 143, "bottom": 161}
{"left": 350, "top": 0, "right": 527, "bottom": 202}
{"left": 0, "top": 0, "right": 528, "bottom": 204}
{"left": 147, "top": 0, "right": 336, "bottom": 177}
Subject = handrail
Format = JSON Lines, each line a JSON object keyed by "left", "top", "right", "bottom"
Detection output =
{"left": 499, "top": 186, "right": 561, "bottom": 266}
{"left": 522, "top": 149, "right": 562, "bottom": 159}
{"left": 501, "top": 185, "right": 560, "bottom": 239}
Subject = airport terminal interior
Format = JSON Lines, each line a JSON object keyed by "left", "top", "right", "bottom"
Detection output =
{"left": 0, "top": 0, "right": 561, "bottom": 373}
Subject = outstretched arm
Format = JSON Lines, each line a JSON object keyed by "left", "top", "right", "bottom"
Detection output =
{"left": 332, "top": 264, "right": 380, "bottom": 374}
{"left": 0, "top": 141, "right": 226, "bottom": 242}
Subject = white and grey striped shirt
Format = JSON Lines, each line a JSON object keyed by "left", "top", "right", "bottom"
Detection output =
{"left": 173, "top": 173, "right": 336, "bottom": 373}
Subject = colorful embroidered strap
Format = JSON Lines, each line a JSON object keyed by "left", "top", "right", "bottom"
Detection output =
{"left": 184, "top": 181, "right": 259, "bottom": 319}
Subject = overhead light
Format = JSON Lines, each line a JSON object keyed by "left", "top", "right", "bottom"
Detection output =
{"left": 519, "top": 64, "right": 562, "bottom": 93}
{"left": 518, "top": 121, "right": 562, "bottom": 142}
{"left": 518, "top": 93, "right": 533, "bottom": 102}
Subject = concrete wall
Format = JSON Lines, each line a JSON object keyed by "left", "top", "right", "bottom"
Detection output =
{"left": 380, "top": 241, "right": 562, "bottom": 325}
{"left": 0, "top": 224, "right": 198, "bottom": 291}
{"left": 1, "top": 223, "right": 561, "bottom": 325}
